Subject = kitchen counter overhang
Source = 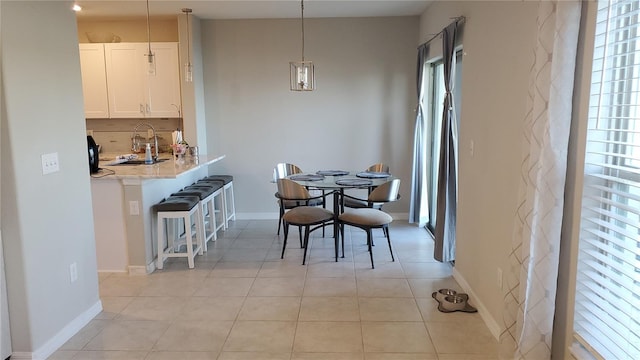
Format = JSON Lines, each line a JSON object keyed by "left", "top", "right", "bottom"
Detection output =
{"left": 94, "top": 153, "right": 226, "bottom": 180}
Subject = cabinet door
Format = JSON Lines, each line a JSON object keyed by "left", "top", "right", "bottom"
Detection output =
{"left": 105, "top": 43, "right": 146, "bottom": 118}
{"left": 79, "top": 44, "right": 109, "bottom": 119}
{"left": 145, "top": 43, "right": 182, "bottom": 118}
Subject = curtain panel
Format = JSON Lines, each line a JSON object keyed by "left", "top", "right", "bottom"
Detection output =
{"left": 409, "top": 44, "right": 430, "bottom": 226}
{"left": 433, "top": 21, "right": 460, "bottom": 263}
{"left": 499, "top": 1, "right": 581, "bottom": 358}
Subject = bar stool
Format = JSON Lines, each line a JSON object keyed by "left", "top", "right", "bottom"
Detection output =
{"left": 173, "top": 183, "right": 224, "bottom": 251}
{"left": 196, "top": 179, "right": 226, "bottom": 231}
{"left": 154, "top": 195, "right": 203, "bottom": 269}
{"left": 200, "top": 175, "right": 236, "bottom": 229}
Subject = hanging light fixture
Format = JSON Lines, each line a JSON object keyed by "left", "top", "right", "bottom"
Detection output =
{"left": 289, "top": 0, "right": 315, "bottom": 91}
{"left": 182, "top": 8, "right": 193, "bottom": 83}
{"left": 145, "top": 0, "right": 156, "bottom": 76}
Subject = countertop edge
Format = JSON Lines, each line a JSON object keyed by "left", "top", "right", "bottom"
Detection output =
{"left": 90, "top": 154, "right": 226, "bottom": 180}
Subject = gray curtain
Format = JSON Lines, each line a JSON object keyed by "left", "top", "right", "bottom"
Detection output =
{"left": 434, "top": 22, "right": 460, "bottom": 262}
{"left": 409, "top": 44, "right": 430, "bottom": 226}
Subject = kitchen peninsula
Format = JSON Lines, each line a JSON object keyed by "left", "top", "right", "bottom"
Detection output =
{"left": 91, "top": 153, "right": 225, "bottom": 274}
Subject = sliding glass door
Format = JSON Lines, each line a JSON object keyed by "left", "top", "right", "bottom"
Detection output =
{"left": 422, "top": 50, "right": 462, "bottom": 235}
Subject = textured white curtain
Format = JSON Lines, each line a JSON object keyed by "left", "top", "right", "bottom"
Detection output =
{"left": 499, "top": 1, "right": 581, "bottom": 359}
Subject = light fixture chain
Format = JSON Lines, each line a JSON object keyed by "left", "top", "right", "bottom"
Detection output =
{"left": 182, "top": 8, "right": 194, "bottom": 82}
{"left": 146, "top": 0, "right": 152, "bottom": 54}
{"left": 301, "top": 0, "right": 305, "bottom": 61}
{"left": 186, "top": 10, "right": 191, "bottom": 63}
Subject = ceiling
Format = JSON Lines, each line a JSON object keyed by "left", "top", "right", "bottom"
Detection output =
{"left": 74, "top": 0, "right": 432, "bottom": 20}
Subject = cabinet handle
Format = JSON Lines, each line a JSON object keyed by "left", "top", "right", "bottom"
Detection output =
{"left": 139, "top": 104, "right": 144, "bottom": 114}
{"left": 146, "top": 104, "right": 150, "bottom": 113}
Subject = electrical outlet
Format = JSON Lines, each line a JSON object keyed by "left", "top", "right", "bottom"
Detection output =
{"left": 69, "top": 262, "right": 78, "bottom": 283}
{"left": 129, "top": 201, "right": 140, "bottom": 215}
{"left": 147, "top": 129, "right": 154, "bottom": 139}
{"left": 86, "top": 130, "right": 94, "bottom": 137}
{"left": 497, "top": 267, "right": 503, "bottom": 289}
{"left": 41, "top": 152, "right": 59, "bottom": 175}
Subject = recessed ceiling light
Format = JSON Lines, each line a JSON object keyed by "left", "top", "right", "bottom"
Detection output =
{"left": 72, "top": 4, "right": 82, "bottom": 12}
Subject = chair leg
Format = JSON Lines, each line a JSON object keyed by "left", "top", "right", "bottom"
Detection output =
{"left": 157, "top": 216, "right": 165, "bottom": 270}
{"left": 302, "top": 226, "right": 311, "bottom": 265}
{"left": 185, "top": 214, "right": 195, "bottom": 269}
{"left": 366, "top": 229, "right": 374, "bottom": 269}
{"left": 335, "top": 223, "right": 341, "bottom": 262}
{"left": 283, "top": 222, "right": 290, "bottom": 258}
{"left": 281, "top": 221, "right": 289, "bottom": 259}
{"left": 339, "top": 223, "right": 346, "bottom": 259}
{"left": 384, "top": 225, "right": 395, "bottom": 262}
{"left": 277, "top": 205, "right": 284, "bottom": 235}
{"left": 321, "top": 191, "right": 326, "bottom": 238}
{"left": 298, "top": 226, "right": 303, "bottom": 248}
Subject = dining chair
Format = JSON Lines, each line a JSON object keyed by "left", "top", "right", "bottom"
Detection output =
{"left": 366, "top": 163, "right": 390, "bottom": 173}
{"left": 342, "top": 165, "right": 398, "bottom": 210}
{"left": 277, "top": 179, "right": 335, "bottom": 265}
{"left": 273, "top": 163, "right": 302, "bottom": 180}
{"left": 273, "top": 163, "right": 324, "bottom": 236}
{"left": 338, "top": 179, "right": 400, "bottom": 269}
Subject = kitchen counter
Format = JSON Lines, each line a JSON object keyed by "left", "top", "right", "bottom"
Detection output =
{"left": 90, "top": 152, "right": 226, "bottom": 274}
{"left": 94, "top": 153, "right": 226, "bottom": 179}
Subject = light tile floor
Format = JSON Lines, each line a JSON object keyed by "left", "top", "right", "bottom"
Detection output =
{"left": 50, "top": 220, "right": 498, "bottom": 360}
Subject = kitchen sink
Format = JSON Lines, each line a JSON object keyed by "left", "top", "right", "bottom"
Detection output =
{"left": 111, "top": 158, "right": 169, "bottom": 165}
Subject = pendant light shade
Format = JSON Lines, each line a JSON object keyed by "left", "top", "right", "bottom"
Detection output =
{"left": 290, "top": 0, "right": 314, "bottom": 91}
{"left": 146, "top": 0, "right": 156, "bottom": 76}
{"left": 290, "top": 61, "right": 314, "bottom": 91}
{"left": 182, "top": 8, "right": 193, "bottom": 83}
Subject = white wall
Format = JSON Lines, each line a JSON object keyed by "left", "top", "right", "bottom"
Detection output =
{"left": 1, "top": 1, "right": 100, "bottom": 356}
{"left": 419, "top": 1, "right": 538, "bottom": 333}
{"left": 77, "top": 18, "right": 178, "bottom": 43}
{"left": 201, "top": 17, "right": 418, "bottom": 219}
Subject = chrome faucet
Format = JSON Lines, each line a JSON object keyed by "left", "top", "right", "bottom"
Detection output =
{"left": 132, "top": 122, "right": 158, "bottom": 161}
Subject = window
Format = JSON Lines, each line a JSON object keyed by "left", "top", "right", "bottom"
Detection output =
{"left": 573, "top": 1, "right": 640, "bottom": 359}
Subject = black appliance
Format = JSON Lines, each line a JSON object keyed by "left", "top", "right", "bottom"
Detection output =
{"left": 87, "top": 135, "right": 99, "bottom": 174}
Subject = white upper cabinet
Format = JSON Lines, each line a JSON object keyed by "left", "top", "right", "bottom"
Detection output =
{"left": 79, "top": 44, "right": 110, "bottom": 119}
{"left": 145, "top": 43, "right": 182, "bottom": 118}
{"left": 103, "top": 42, "right": 182, "bottom": 118}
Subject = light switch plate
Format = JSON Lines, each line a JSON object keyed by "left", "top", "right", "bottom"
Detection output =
{"left": 129, "top": 201, "right": 140, "bottom": 215}
{"left": 69, "top": 262, "right": 78, "bottom": 283}
{"left": 41, "top": 152, "right": 59, "bottom": 175}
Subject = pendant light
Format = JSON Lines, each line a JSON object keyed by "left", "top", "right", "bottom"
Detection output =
{"left": 145, "top": 0, "right": 156, "bottom": 76}
{"left": 289, "top": 0, "right": 315, "bottom": 91}
{"left": 182, "top": 8, "right": 193, "bottom": 82}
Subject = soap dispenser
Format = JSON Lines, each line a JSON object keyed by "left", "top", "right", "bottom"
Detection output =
{"left": 144, "top": 143, "right": 153, "bottom": 164}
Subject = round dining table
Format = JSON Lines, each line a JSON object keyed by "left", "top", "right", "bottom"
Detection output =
{"left": 286, "top": 170, "right": 395, "bottom": 261}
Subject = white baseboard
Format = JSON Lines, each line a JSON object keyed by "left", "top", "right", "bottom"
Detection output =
{"left": 7, "top": 352, "right": 34, "bottom": 359}
{"left": 12, "top": 300, "right": 103, "bottom": 360}
{"left": 236, "top": 213, "right": 279, "bottom": 220}
{"left": 97, "top": 270, "right": 127, "bottom": 274}
{"left": 235, "top": 212, "right": 410, "bottom": 221}
{"left": 128, "top": 263, "right": 154, "bottom": 276}
{"left": 452, "top": 267, "right": 502, "bottom": 340}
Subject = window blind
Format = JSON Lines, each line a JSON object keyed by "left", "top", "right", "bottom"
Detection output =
{"left": 573, "top": 1, "right": 640, "bottom": 359}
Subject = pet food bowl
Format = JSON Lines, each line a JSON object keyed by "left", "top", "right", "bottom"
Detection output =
{"left": 435, "top": 288, "right": 457, "bottom": 302}
{"left": 443, "top": 294, "right": 468, "bottom": 311}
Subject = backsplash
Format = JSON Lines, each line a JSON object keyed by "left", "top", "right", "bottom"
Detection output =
{"left": 87, "top": 118, "right": 183, "bottom": 154}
